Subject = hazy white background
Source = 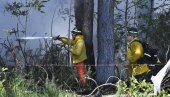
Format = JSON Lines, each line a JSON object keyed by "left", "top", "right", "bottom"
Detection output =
{"left": 0, "top": 0, "right": 169, "bottom": 50}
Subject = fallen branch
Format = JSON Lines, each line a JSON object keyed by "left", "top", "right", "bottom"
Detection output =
{"left": 86, "top": 83, "right": 118, "bottom": 97}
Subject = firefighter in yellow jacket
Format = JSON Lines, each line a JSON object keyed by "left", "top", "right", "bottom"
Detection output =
{"left": 53, "top": 28, "right": 87, "bottom": 87}
{"left": 127, "top": 27, "right": 151, "bottom": 81}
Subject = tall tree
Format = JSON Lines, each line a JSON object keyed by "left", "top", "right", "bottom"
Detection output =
{"left": 74, "top": 0, "right": 95, "bottom": 77}
{"left": 82, "top": 0, "right": 95, "bottom": 76}
{"left": 96, "top": 0, "right": 115, "bottom": 84}
{"left": 74, "top": 0, "right": 84, "bottom": 31}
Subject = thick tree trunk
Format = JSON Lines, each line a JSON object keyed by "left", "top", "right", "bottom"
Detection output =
{"left": 74, "top": 0, "right": 84, "bottom": 31}
{"left": 96, "top": 0, "right": 115, "bottom": 84}
{"left": 82, "top": 0, "right": 95, "bottom": 77}
{"left": 74, "top": 0, "right": 95, "bottom": 77}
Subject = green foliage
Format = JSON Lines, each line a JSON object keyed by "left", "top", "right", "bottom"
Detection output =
{"left": 154, "top": 10, "right": 170, "bottom": 46}
{"left": 5, "top": 2, "right": 26, "bottom": 16}
{"left": 32, "top": 0, "right": 50, "bottom": 13}
{"left": 0, "top": 41, "right": 77, "bottom": 96}
{"left": 0, "top": 73, "right": 76, "bottom": 97}
{"left": 150, "top": 10, "right": 170, "bottom": 62}
{"left": 42, "top": 44, "right": 68, "bottom": 64}
{"left": 115, "top": 0, "right": 122, "bottom": 5}
{"left": 116, "top": 77, "right": 168, "bottom": 97}
{"left": 5, "top": 0, "right": 49, "bottom": 16}
{"left": 156, "top": 90, "right": 168, "bottom": 97}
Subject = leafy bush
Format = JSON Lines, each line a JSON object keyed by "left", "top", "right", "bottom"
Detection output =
{"left": 116, "top": 77, "right": 168, "bottom": 97}
{"left": 0, "top": 73, "right": 76, "bottom": 97}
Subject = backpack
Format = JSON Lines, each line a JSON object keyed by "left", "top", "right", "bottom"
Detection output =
{"left": 135, "top": 40, "right": 158, "bottom": 64}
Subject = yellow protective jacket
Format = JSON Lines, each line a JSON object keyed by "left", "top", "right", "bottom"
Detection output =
{"left": 60, "top": 35, "right": 87, "bottom": 64}
{"left": 127, "top": 37, "right": 150, "bottom": 76}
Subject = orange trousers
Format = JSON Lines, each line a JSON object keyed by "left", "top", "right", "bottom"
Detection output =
{"left": 76, "top": 62, "right": 87, "bottom": 87}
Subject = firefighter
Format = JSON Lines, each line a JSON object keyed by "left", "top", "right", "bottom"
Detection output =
{"left": 126, "top": 27, "right": 151, "bottom": 81}
{"left": 52, "top": 28, "right": 87, "bottom": 87}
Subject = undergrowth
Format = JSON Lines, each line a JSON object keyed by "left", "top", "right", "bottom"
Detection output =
{"left": 0, "top": 72, "right": 169, "bottom": 97}
{"left": 0, "top": 73, "right": 76, "bottom": 97}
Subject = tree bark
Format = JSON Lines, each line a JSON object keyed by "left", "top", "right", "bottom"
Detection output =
{"left": 74, "top": 0, "right": 84, "bottom": 31}
{"left": 74, "top": 0, "right": 95, "bottom": 77}
{"left": 82, "top": 0, "right": 95, "bottom": 77}
{"left": 96, "top": 0, "right": 115, "bottom": 84}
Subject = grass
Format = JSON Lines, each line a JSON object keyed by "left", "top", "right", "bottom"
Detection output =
{"left": 0, "top": 73, "right": 77, "bottom": 97}
{"left": 0, "top": 71, "right": 169, "bottom": 97}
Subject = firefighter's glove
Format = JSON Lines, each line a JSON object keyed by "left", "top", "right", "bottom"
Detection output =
{"left": 52, "top": 35, "right": 61, "bottom": 40}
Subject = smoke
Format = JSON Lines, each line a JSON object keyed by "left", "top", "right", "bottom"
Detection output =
{"left": 0, "top": 0, "right": 74, "bottom": 50}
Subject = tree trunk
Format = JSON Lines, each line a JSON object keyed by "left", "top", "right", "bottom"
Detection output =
{"left": 74, "top": 0, "right": 84, "bottom": 31}
{"left": 82, "top": 0, "right": 95, "bottom": 77}
{"left": 74, "top": 0, "right": 95, "bottom": 77}
{"left": 96, "top": 0, "right": 115, "bottom": 84}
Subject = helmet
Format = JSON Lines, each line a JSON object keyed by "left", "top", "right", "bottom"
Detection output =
{"left": 128, "top": 27, "right": 138, "bottom": 35}
{"left": 71, "top": 28, "right": 82, "bottom": 35}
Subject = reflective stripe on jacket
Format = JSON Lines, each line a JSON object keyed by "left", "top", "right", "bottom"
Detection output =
{"left": 60, "top": 35, "right": 87, "bottom": 64}
{"left": 127, "top": 37, "right": 150, "bottom": 76}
